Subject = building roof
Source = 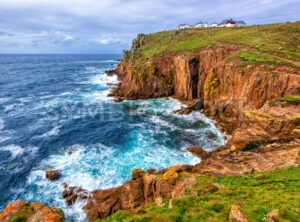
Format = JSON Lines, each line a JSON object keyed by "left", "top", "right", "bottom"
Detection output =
{"left": 219, "top": 19, "right": 235, "bottom": 25}
{"left": 236, "top": 20, "right": 246, "bottom": 25}
{"left": 178, "top": 23, "right": 189, "bottom": 26}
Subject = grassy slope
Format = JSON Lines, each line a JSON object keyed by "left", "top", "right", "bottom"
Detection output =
{"left": 102, "top": 168, "right": 300, "bottom": 222}
{"left": 136, "top": 22, "right": 300, "bottom": 63}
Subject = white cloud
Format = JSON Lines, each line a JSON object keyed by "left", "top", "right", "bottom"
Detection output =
{"left": 0, "top": 0, "right": 299, "bottom": 53}
{"left": 93, "top": 34, "right": 127, "bottom": 45}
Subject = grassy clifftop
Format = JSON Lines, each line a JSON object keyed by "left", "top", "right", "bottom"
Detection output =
{"left": 127, "top": 22, "right": 300, "bottom": 63}
{"left": 102, "top": 167, "right": 300, "bottom": 222}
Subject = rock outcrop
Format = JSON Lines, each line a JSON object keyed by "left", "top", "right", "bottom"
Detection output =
{"left": 46, "top": 170, "right": 60, "bottom": 181}
{"left": 194, "top": 140, "right": 300, "bottom": 175}
{"left": 76, "top": 40, "right": 299, "bottom": 220}
{"left": 229, "top": 205, "right": 248, "bottom": 222}
{"left": 113, "top": 43, "right": 300, "bottom": 134}
{"left": 63, "top": 166, "right": 195, "bottom": 221}
{"left": 0, "top": 201, "right": 65, "bottom": 222}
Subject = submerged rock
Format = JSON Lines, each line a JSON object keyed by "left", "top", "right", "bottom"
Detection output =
{"left": 46, "top": 170, "right": 60, "bottom": 181}
{"left": 0, "top": 201, "right": 65, "bottom": 222}
{"left": 67, "top": 147, "right": 78, "bottom": 155}
{"left": 62, "top": 184, "right": 90, "bottom": 206}
{"left": 113, "top": 97, "right": 124, "bottom": 103}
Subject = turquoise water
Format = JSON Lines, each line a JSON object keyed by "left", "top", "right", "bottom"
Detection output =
{"left": 0, "top": 54, "right": 225, "bottom": 221}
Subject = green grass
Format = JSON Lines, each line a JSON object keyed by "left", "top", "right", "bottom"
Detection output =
{"left": 279, "top": 95, "right": 300, "bottom": 104}
{"left": 9, "top": 216, "right": 27, "bottom": 222}
{"left": 129, "top": 22, "right": 300, "bottom": 62}
{"left": 102, "top": 167, "right": 300, "bottom": 222}
{"left": 237, "top": 51, "right": 287, "bottom": 65}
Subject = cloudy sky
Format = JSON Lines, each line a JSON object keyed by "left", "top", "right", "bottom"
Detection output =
{"left": 0, "top": 0, "right": 299, "bottom": 54}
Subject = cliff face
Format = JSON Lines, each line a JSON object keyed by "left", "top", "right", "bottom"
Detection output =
{"left": 114, "top": 43, "right": 300, "bottom": 138}
{"left": 3, "top": 24, "right": 299, "bottom": 222}
{"left": 87, "top": 41, "right": 299, "bottom": 220}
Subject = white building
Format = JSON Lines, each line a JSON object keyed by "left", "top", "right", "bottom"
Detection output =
{"left": 176, "top": 19, "right": 246, "bottom": 30}
{"left": 177, "top": 24, "right": 191, "bottom": 29}
{"left": 218, "top": 19, "right": 247, "bottom": 27}
{"left": 194, "top": 22, "right": 209, "bottom": 28}
{"left": 211, "top": 22, "right": 218, "bottom": 27}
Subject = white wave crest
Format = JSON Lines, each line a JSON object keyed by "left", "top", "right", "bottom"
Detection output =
{"left": 34, "top": 126, "right": 60, "bottom": 139}
{"left": 0, "top": 97, "right": 10, "bottom": 104}
{"left": 1, "top": 144, "right": 25, "bottom": 158}
{"left": 89, "top": 73, "right": 119, "bottom": 86}
{"left": 0, "top": 118, "right": 4, "bottom": 130}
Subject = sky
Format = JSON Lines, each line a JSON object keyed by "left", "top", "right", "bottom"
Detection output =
{"left": 0, "top": 0, "right": 299, "bottom": 54}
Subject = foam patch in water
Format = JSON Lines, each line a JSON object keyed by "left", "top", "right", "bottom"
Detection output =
{"left": 0, "top": 118, "right": 4, "bottom": 130}
{"left": 1, "top": 144, "right": 25, "bottom": 158}
{"left": 34, "top": 126, "right": 60, "bottom": 139}
{"left": 89, "top": 73, "right": 119, "bottom": 86}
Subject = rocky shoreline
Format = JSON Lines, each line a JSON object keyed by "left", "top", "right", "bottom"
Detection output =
{"left": 1, "top": 22, "right": 300, "bottom": 221}
{"left": 58, "top": 39, "right": 299, "bottom": 220}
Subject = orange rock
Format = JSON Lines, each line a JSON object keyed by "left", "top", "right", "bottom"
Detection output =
{"left": 162, "top": 166, "right": 180, "bottom": 180}
{"left": 229, "top": 205, "right": 248, "bottom": 222}
{"left": 0, "top": 201, "right": 64, "bottom": 222}
{"left": 0, "top": 200, "right": 26, "bottom": 220}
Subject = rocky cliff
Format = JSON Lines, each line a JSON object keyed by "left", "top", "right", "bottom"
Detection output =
{"left": 68, "top": 23, "right": 300, "bottom": 221}
{"left": 113, "top": 43, "right": 300, "bottom": 145}
{"left": 96, "top": 22, "right": 300, "bottom": 220}
{"left": 2, "top": 22, "right": 300, "bottom": 222}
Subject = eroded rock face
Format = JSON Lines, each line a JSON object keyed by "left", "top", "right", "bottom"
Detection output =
{"left": 113, "top": 43, "right": 300, "bottom": 136}
{"left": 230, "top": 104, "right": 300, "bottom": 148}
{"left": 194, "top": 140, "right": 300, "bottom": 176}
{"left": 63, "top": 166, "right": 195, "bottom": 221}
{"left": 0, "top": 201, "right": 65, "bottom": 222}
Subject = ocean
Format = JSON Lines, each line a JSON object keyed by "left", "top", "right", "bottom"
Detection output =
{"left": 0, "top": 54, "right": 225, "bottom": 221}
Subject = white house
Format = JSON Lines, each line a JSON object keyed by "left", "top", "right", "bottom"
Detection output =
{"left": 176, "top": 19, "right": 246, "bottom": 30}
{"left": 218, "top": 19, "right": 247, "bottom": 27}
{"left": 177, "top": 24, "right": 190, "bottom": 29}
{"left": 211, "top": 22, "right": 218, "bottom": 27}
{"left": 194, "top": 22, "right": 209, "bottom": 28}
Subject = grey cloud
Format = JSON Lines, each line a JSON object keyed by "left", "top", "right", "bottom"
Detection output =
{"left": 0, "top": 0, "right": 299, "bottom": 53}
{"left": 0, "top": 30, "right": 13, "bottom": 36}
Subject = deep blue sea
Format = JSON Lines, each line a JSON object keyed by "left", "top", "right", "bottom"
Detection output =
{"left": 0, "top": 54, "right": 225, "bottom": 221}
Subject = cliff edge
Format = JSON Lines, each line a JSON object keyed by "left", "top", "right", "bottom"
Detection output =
{"left": 1, "top": 22, "right": 300, "bottom": 222}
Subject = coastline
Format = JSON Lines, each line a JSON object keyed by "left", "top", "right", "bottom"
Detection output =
{"left": 1, "top": 22, "right": 300, "bottom": 222}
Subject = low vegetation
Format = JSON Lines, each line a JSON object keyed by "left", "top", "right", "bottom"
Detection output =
{"left": 279, "top": 95, "right": 300, "bottom": 104}
{"left": 237, "top": 51, "right": 287, "bottom": 65}
{"left": 130, "top": 22, "right": 300, "bottom": 62}
{"left": 102, "top": 167, "right": 300, "bottom": 222}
